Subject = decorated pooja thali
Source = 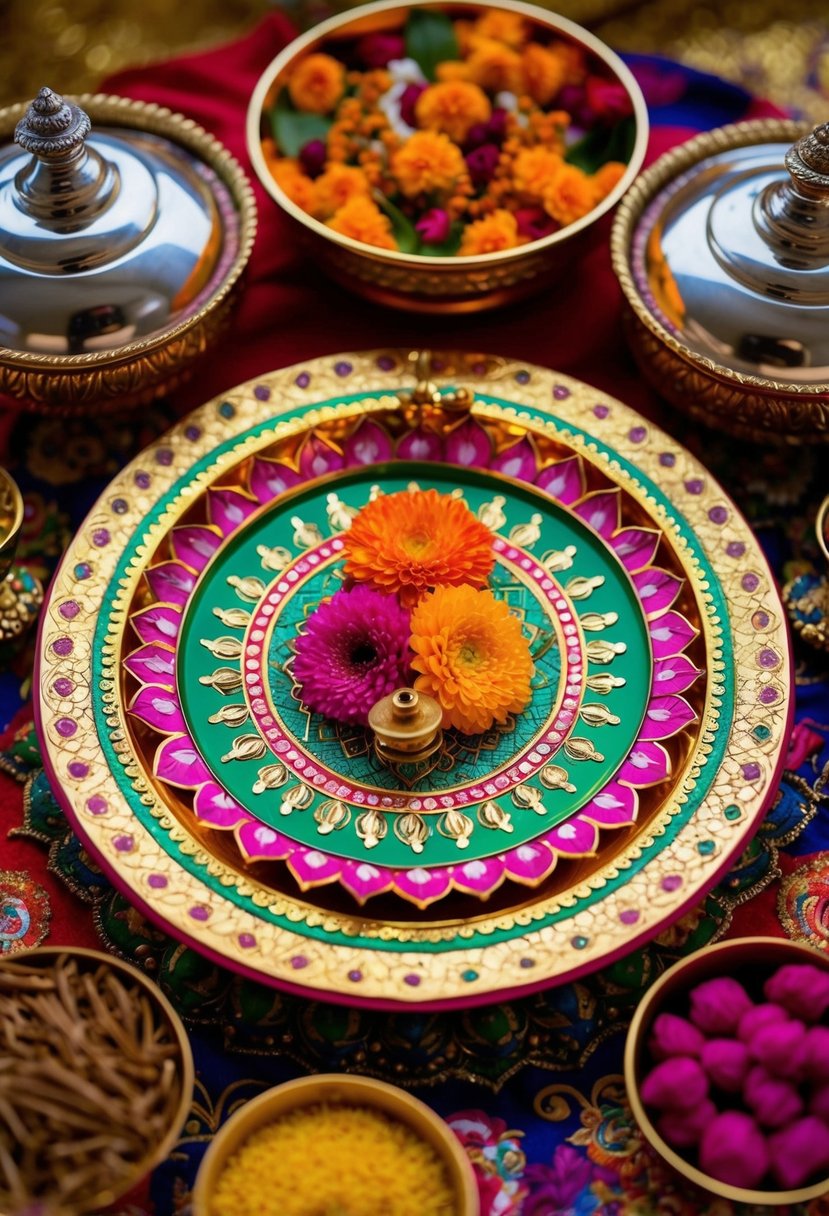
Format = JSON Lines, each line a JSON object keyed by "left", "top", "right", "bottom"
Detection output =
{"left": 35, "top": 349, "right": 791, "bottom": 1009}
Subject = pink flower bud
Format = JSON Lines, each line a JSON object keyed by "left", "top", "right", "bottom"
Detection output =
{"left": 689, "top": 977, "right": 753, "bottom": 1035}
{"left": 399, "top": 83, "right": 425, "bottom": 129}
{"left": 744, "top": 1064, "right": 804, "bottom": 1129}
{"left": 639, "top": 1056, "right": 709, "bottom": 1110}
{"left": 465, "top": 143, "right": 501, "bottom": 188}
{"left": 748, "top": 1019, "right": 807, "bottom": 1077}
{"left": 802, "top": 1026, "right": 829, "bottom": 1082}
{"left": 299, "top": 139, "right": 327, "bottom": 179}
{"left": 648, "top": 1012, "right": 706, "bottom": 1061}
{"left": 764, "top": 963, "right": 829, "bottom": 1022}
{"left": 514, "top": 207, "right": 558, "bottom": 242}
{"left": 810, "top": 1086, "right": 829, "bottom": 1125}
{"left": 769, "top": 1117, "right": 829, "bottom": 1189}
{"left": 699, "top": 1111, "right": 769, "bottom": 1190}
{"left": 415, "top": 208, "right": 451, "bottom": 244}
{"left": 357, "top": 33, "right": 406, "bottom": 69}
{"left": 737, "top": 1002, "right": 789, "bottom": 1044}
{"left": 657, "top": 1098, "right": 717, "bottom": 1148}
{"left": 700, "top": 1038, "right": 750, "bottom": 1093}
{"left": 584, "top": 75, "right": 633, "bottom": 124}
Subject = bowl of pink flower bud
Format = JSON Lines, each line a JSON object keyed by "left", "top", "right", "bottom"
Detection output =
{"left": 246, "top": 0, "right": 648, "bottom": 312}
{"left": 625, "top": 937, "right": 829, "bottom": 1205}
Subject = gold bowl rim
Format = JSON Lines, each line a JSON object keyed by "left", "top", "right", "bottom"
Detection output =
{"left": 191, "top": 1072, "right": 480, "bottom": 1215}
{"left": 624, "top": 936, "right": 829, "bottom": 1206}
{"left": 0, "top": 944, "right": 195, "bottom": 1213}
{"left": 610, "top": 117, "right": 829, "bottom": 398}
{"left": 245, "top": 0, "right": 649, "bottom": 268}
{"left": 817, "top": 495, "right": 829, "bottom": 564}
{"left": 0, "top": 93, "right": 257, "bottom": 371}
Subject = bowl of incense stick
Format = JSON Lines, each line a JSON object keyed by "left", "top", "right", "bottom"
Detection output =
{"left": 0, "top": 946, "right": 194, "bottom": 1216}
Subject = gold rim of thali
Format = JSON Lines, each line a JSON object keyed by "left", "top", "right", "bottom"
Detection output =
{"left": 36, "top": 350, "right": 790, "bottom": 1005}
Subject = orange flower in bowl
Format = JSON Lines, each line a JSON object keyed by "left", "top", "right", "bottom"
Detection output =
{"left": 313, "top": 164, "right": 372, "bottom": 220}
{"left": 458, "top": 209, "right": 522, "bottom": 254}
{"left": 342, "top": 488, "right": 495, "bottom": 608}
{"left": 326, "top": 196, "right": 397, "bottom": 250}
{"left": 543, "top": 163, "right": 597, "bottom": 226}
{"left": 410, "top": 584, "right": 534, "bottom": 735}
{"left": 415, "top": 81, "right": 491, "bottom": 144}
{"left": 391, "top": 131, "right": 466, "bottom": 198}
{"left": 287, "top": 53, "right": 345, "bottom": 114}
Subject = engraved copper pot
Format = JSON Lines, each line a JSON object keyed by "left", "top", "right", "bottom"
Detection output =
{"left": 0, "top": 88, "right": 256, "bottom": 414}
{"left": 611, "top": 118, "right": 829, "bottom": 443}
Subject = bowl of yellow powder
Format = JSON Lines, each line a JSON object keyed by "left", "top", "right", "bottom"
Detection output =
{"left": 192, "top": 1073, "right": 479, "bottom": 1216}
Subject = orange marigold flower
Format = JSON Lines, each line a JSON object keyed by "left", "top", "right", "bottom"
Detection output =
{"left": 313, "top": 163, "right": 372, "bottom": 219}
{"left": 458, "top": 208, "right": 522, "bottom": 255}
{"left": 342, "top": 488, "right": 495, "bottom": 608}
{"left": 512, "top": 146, "right": 564, "bottom": 201}
{"left": 474, "top": 10, "right": 527, "bottom": 48}
{"left": 287, "top": 53, "right": 346, "bottom": 114}
{"left": 410, "top": 584, "right": 534, "bottom": 735}
{"left": 593, "top": 160, "right": 627, "bottom": 200}
{"left": 435, "top": 61, "right": 472, "bottom": 82}
{"left": 466, "top": 35, "right": 523, "bottom": 94}
{"left": 326, "top": 196, "right": 397, "bottom": 250}
{"left": 415, "top": 81, "right": 492, "bottom": 144}
{"left": 521, "top": 43, "right": 568, "bottom": 105}
{"left": 542, "top": 163, "right": 597, "bottom": 226}
{"left": 391, "top": 131, "right": 466, "bottom": 198}
{"left": 267, "top": 155, "right": 316, "bottom": 213}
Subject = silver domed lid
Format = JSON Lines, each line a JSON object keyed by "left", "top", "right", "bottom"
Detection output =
{"left": 0, "top": 87, "right": 241, "bottom": 355}
{"left": 631, "top": 120, "right": 829, "bottom": 382}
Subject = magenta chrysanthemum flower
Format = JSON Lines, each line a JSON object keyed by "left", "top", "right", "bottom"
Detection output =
{"left": 293, "top": 586, "right": 413, "bottom": 725}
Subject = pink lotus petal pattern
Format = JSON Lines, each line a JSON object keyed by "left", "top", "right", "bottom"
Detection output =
{"left": 639, "top": 695, "right": 697, "bottom": 741}
{"left": 123, "top": 643, "right": 176, "bottom": 689}
{"left": 193, "top": 782, "right": 250, "bottom": 830}
{"left": 633, "top": 568, "right": 684, "bottom": 617}
{"left": 299, "top": 434, "right": 346, "bottom": 480}
{"left": 491, "top": 438, "right": 537, "bottom": 482}
{"left": 535, "top": 456, "right": 585, "bottom": 504}
{"left": 154, "top": 733, "right": 212, "bottom": 788}
{"left": 145, "top": 562, "right": 197, "bottom": 607}
{"left": 250, "top": 457, "right": 304, "bottom": 505}
{"left": 129, "top": 685, "right": 187, "bottom": 735}
{"left": 170, "top": 525, "right": 222, "bottom": 572}
{"left": 208, "top": 488, "right": 259, "bottom": 536}
{"left": 344, "top": 420, "right": 393, "bottom": 466}
{"left": 444, "top": 418, "right": 491, "bottom": 468}
{"left": 130, "top": 604, "right": 181, "bottom": 648}
{"left": 610, "top": 527, "right": 661, "bottom": 573}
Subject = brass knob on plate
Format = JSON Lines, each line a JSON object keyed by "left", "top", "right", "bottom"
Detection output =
{"left": 368, "top": 688, "right": 443, "bottom": 765}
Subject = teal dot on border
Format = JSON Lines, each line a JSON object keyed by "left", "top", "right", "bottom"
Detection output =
{"left": 571, "top": 935, "right": 589, "bottom": 950}
{"left": 219, "top": 401, "right": 235, "bottom": 419}
{"left": 752, "top": 724, "right": 771, "bottom": 741}
{"left": 724, "top": 804, "right": 742, "bottom": 821}
{"left": 697, "top": 839, "right": 716, "bottom": 855}
{"left": 462, "top": 969, "right": 478, "bottom": 982}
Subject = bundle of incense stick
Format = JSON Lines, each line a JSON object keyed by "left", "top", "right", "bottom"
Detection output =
{"left": 0, "top": 953, "right": 183, "bottom": 1215}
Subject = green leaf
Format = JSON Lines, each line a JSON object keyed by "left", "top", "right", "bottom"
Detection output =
{"left": 270, "top": 89, "right": 332, "bottom": 159}
{"left": 374, "top": 193, "right": 419, "bottom": 255}
{"left": 564, "top": 116, "right": 636, "bottom": 175}
{"left": 419, "top": 223, "right": 463, "bottom": 257}
{"left": 404, "top": 9, "right": 459, "bottom": 81}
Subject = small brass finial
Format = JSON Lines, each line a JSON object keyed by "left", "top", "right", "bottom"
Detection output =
{"left": 368, "top": 687, "right": 443, "bottom": 765}
{"left": 786, "top": 122, "right": 829, "bottom": 196}
{"left": 14, "top": 87, "right": 91, "bottom": 158}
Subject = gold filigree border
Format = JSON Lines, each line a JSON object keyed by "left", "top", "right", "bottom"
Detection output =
{"left": 36, "top": 351, "right": 791, "bottom": 1006}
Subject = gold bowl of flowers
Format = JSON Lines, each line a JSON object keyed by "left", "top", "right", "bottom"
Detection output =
{"left": 246, "top": 0, "right": 648, "bottom": 312}
{"left": 625, "top": 938, "right": 829, "bottom": 1206}
{"left": 192, "top": 1073, "right": 480, "bottom": 1216}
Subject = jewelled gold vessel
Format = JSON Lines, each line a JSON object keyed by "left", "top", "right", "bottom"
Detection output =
{"left": 612, "top": 118, "right": 829, "bottom": 443}
{"left": 246, "top": 0, "right": 648, "bottom": 313}
{"left": 0, "top": 89, "right": 256, "bottom": 414}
